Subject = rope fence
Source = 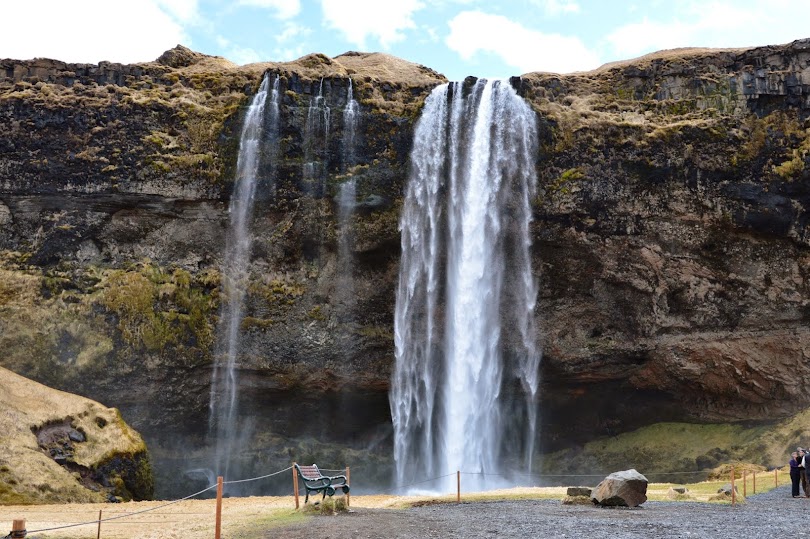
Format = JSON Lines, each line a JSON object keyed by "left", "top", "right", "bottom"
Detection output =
{"left": 1, "top": 462, "right": 789, "bottom": 538}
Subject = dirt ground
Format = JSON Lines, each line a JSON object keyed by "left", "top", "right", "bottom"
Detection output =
{"left": 0, "top": 488, "right": 572, "bottom": 539}
{"left": 277, "top": 485, "right": 804, "bottom": 539}
{"left": 0, "top": 485, "right": 795, "bottom": 539}
{"left": 0, "top": 492, "right": 470, "bottom": 539}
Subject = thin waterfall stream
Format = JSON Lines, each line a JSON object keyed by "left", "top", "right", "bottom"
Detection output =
{"left": 208, "top": 73, "right": 280, "bottom": 489}
{"left": 391, "top": 79, "right": 540, "bottom": 492}
{"left": 337, "top": 79, "right": 359, "bottom": 322}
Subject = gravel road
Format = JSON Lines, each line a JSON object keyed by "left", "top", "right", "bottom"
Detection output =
{"left": 273, "top": 486, "right": 809, "bottom": 538}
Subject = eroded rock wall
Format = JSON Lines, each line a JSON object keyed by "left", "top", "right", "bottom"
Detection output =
{"left": 1, "top": 40, "right": 810, "bottom": 493}
{"left": 523, "top": 39, "right": 810, "bottom": 448}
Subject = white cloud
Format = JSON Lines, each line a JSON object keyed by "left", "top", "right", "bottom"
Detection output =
{"left": 0, "top": 0, "right": 191, "bottom": 63}
{"left": 606, "top": 0, "right": 807, "bottom": 59}
{"left": 155, "top": 0, "right": 200, "bottom": 23}
{"left": 320, "top": 0, "right": 425, "bottom": 49}
{"left": 214, "top": 36, "right": 263, "bottom": 65}
{"left": 533, "top": 0, "right": 581, "bottom": 16}
{"left": 446, "top": 11, "right": 601, "bottom": 74}
{"left": 275, "top": 22, "right": 312, "bottom": 44}
{"left": 237, "top": 0, "right": 301, "bottom": 19}
{"left": 270, "top": 22, "right": 312, "bottom": 61}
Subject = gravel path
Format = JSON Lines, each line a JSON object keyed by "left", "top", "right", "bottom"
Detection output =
{"left": 273, "top": 486, "right": 810, "bottom": 538}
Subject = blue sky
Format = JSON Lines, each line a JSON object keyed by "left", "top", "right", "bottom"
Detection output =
{"left": 2, "top": 1, "right": 808, "bottom": 81}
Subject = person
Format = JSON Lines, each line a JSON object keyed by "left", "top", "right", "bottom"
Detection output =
{"left": 791, "top": 451, "right": 802, "bottom": 497}
{"left": 800, "top": 448, "right": 810, "bottom": 497}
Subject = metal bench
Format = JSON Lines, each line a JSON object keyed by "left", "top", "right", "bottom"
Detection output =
{"left": 294, "top": 463, "right": 350, "bottom": 503}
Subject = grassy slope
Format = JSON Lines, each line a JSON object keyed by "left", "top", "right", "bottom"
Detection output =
{"left": 0, "top": 366, "right": 147, "bottom": 504}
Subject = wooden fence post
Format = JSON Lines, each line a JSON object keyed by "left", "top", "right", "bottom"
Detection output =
{"left": 743, "top": 470, "right": 747, "bottom": 497}
{"left": 11, "top": 520, "right": 25, "bottom": 538}
{"left": 753, "top": 471, "right": 756, "bottom": 494}
{"left": 215, "top": 476, "right": 223, "bottom": 539}
{"left": 293, "top": 463, "right": 300, "bottom": 509}
{"left": 97, "top": 509, "right": 102, "bottom": 539}
{"left": 346, "top": 466, "right": 351, "bottom": 508}
{"left": 731, "top": 466, "right": 736, "bottom": 506}
{"left": 775, "top": 468, "right": 778, "bottom": 488}
{"left": 457, "top": 471, "right": 461, "bottom": 503}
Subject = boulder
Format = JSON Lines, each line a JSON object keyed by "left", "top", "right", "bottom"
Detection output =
{"left": 591, "top": 469, "right": 648, "bottom": 507}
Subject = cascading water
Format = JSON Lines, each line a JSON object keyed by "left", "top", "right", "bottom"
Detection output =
{"left": 208, "top": 73, "right": 280, "bottom": 488}
{"left": 303, "top": 78, "right": 330, "bottom": 195}
{"left": 336, "top": 179, "right": 356, "bottom": 320}
{"left": 391, "top": 79, "right": 540, "bottom": 492}
{"left": 343, "top": 78, "right": 359, "bottom": 169}
{"left": 336, "top": 79, "right": 360, "bottom": 321}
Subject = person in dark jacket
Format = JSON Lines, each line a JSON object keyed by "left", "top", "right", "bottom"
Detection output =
{"left": 799, "top": 447, "right": 810, "bottom": 497}
{"left": 791, "top": 451, "right": 802, "bottom": 497}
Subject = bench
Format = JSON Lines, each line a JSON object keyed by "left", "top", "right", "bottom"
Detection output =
{"left": 294, "top": 463, "right": 350, "bottom": 503}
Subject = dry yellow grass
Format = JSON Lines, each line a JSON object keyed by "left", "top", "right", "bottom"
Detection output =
{"left": 0, "top": 367, "right": 147, "bottom": 504}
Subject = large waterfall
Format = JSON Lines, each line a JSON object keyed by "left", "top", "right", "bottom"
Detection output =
{"left": 390, "top": 79, "right": 540, "bottom": 491}
{"left": 208, "top": 73, "right": 280, "bottom": 487}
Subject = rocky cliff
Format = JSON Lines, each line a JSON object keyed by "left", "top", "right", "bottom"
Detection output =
{"left": 1, "top": 40, "right": 809, "bottom": 496}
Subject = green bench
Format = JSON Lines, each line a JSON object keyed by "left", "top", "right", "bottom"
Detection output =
{"left": 294, "top": 463, "right": 350, "bottom": 503}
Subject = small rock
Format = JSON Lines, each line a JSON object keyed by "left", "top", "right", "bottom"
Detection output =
{"left": 717, "top": 484, "right": 738, "bottom": 495}
{"left": 567, "top": 486, "right": 592, "bottom": 497}
{"left": 562, "top": 495, "right": 593, "bottom": 506}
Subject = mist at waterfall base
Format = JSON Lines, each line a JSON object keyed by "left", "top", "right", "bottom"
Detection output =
{"left": 391, "top": 79, "right": 541, "bottom": 494}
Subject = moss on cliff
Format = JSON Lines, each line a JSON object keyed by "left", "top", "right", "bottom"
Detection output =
{"left": 541, "top": 407, "right": 810, "bottom": 481}
{"left": 98, "top": 262, "right": 217, "bottom": 355}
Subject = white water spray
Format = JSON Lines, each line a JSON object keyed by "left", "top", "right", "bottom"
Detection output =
{"left": 391, "top": 79, "right": 540, "bottom": 492}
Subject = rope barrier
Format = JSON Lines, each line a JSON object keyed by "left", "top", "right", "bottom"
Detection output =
{"left": 25, "top": 483, "right": 219, "bottom": 534}
{"left": 393, "top": 473, "right": 457, "bottom": 490}
{"left": 7, "top": 462, "right": 782, "bottom": 536}
{"left": 22, "top": 464, "right": 297, "bottom": 534}
{"left": 458, "top": 469, "right": 715, "bottom": 479}
{"left": 223, "top": 465, "right": 293, "bottom": 485}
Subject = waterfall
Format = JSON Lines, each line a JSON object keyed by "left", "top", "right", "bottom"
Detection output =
{"left": 303, "top": 78, "right": 330, "bottom": 195}
{"left": 391, "top": 79, "right": 540, "bottom": 492}
{"left": 336, "top": 79, "right": 360, "bottom": 321}
{"left": 208, "top": 73, "right": 280, "bottom": 488}
{"left": 336, "top": 179, "right": 356, "bottom": 321}
{"left": 343, "top": 78, "right": 359, "bottom": 169}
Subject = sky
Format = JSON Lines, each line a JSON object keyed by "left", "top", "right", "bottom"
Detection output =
{"left": 1, "top": 0, "right": 808, "bottom": 81}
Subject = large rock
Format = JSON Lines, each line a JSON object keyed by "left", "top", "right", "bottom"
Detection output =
{"left": 0, "top": 367, "right": 153, "bottom": 503}
{"left": 591, "top": 469, "right": 648, "bottom": 507}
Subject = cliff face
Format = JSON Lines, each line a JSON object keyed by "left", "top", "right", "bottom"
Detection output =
{"left": 1, "top": 41, "right": 809, "bottom": 495}
{"left": 521, "top": 40, "right": 810, "bottom": 445}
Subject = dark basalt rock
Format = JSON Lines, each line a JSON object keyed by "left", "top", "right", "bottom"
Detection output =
{"left": 1, "top": 40, "right": 810, "bottom": 495}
